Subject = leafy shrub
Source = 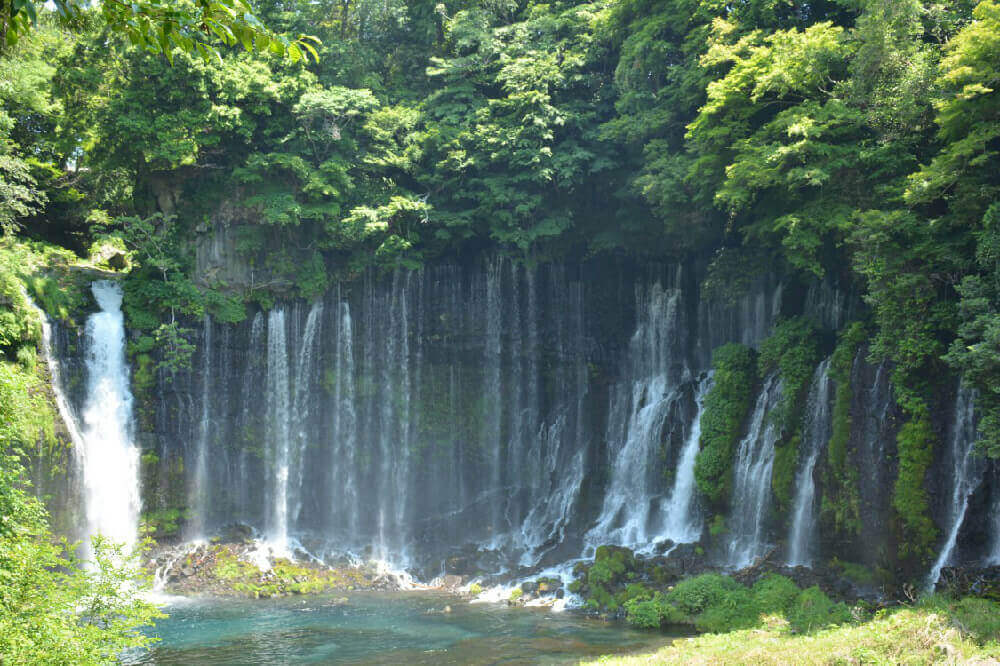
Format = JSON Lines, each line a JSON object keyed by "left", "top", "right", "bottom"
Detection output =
{"left": 752, "top": 574, "right": 801, "bottom": 615}
{"left": 788, "top": 586, "right": 851, "bottom": 632}
{"left": 666, "top": 574, "right": 744, "bottom": 616}
{"left": 625, "top": 573, "right": 851, "bottom": 636}
{"left": 625, "top": 596, "right": 666, "bottom": 629}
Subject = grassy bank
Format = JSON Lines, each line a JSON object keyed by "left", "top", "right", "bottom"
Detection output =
{"left": 585, "top": 597, "right": 1000, "bottom": 665}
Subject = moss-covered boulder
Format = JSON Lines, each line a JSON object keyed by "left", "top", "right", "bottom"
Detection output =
{"left": 148, "top": 542, "right": 380, "bottom": 598}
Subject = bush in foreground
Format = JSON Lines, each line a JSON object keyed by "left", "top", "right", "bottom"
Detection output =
{"left": 624, "top": 574, "right": 851, "bottom": 634}
{"left": 590, "top": 604, "right": 1000, "bottom": 665}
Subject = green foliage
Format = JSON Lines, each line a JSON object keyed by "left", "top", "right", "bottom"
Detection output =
{"left": 821, "top": 323, "right": 867, "bottom": 538}
{"left": 624, "top": 593, "right": 673, "bottom": 629}
{"left": 604, "top": 603, "right": 1000, "bottom": 664}
{"left": 893, "top": 400, "right": 938, "bottom": 562}
{"left": 695, "top": 344, "right": 757, "bottom": 506}
{"left": 758, "top": 318, "right": 822, "bottom": 433}
{"left": 789, "top": 586, "right": 852, "bottom": 633}
{"left": 668, "top": 574, "right": 746, "bottom": 617}
{"left": 757, "top": 317, "right": 822, "bottom": 509}
{"left": 0, "top": 239, "right": 93, "bottom": 327}
{"left": 919, "top": 595, "right": 1000, "bottom": 645}
{"left": 152, "top": 320, "right": 197, "bottom": 379}
{"left": 140, "top": 507, "right": 182, "bottom": 538}
{"left": 0, "top": 351, "right": 162, "bottom": 663}
{"left": 829, "top": 558, "right": 876, "bottom": 586}
{"left": 578, "top": 546, "right": 639, "bottom": 612}
{"left": 624, "top": 573, "right": 850, "bottom": 635}
{"left": 0, "top": 0, "right": 318, "bottom": 62}
{"left": 770, "top": 434, "right": 798, "bottom": 512}
{"left": 946, "top": 204, "right": 1000, "bottom": 457}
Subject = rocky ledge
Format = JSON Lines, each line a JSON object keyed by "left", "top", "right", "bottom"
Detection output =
{"left": 146, "top": 532, "right": 398, "bottom": 598}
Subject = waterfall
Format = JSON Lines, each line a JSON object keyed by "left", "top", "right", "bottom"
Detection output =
{"left": 515, "top": 274, "right": 585, "bottom": 565}
{"left": 236, "top": 312, "right": 265, "bottom": 523}
{"left": 330, "top": 294, "right": 359, "bottom": 537}
{"left": 22, "top": 290, "right": 85, "bottom": 450}
{"left": 659, "top": 373, "right": 713, "bottom": 544}
{"left": 290, "top": 301, "right": 323, "bottom": 529}
{"left": 727, "top": 374, "right": 783, "bottom": 569}
{"left": 188, "top": 314, "right": 212, "bottom": 540}
{"left": 139, "top": 260, "right": 798, "bottom": 575}
{"left": 927, "top": 384, "right": 985, "bottom": 588}
{"left": 483, "top": 257, "right": 504, "bottom": 537}
{"left": 77, "top": 281, "right": 141, "bottom": 558}
{"left": 586, "top": 279, "right": 690, "bottom": 552}
{"left": 786, "top": 358, "right": 833, "bottom": 567}
{"left": 266, "top": 307, "right": 292, "bottom": 553}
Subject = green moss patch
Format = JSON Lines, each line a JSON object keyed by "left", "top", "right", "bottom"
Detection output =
{"left": 694, "top": 344, "right": 758, "bottom": 507}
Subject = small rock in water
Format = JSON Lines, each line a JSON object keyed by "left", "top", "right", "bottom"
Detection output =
{"left": 439, "top": 574, "right": 464, "bottom": 590}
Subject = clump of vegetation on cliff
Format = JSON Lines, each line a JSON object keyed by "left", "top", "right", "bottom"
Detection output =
{"left": 757, "top": 318, "right": 822, "bottom": 511}
{"left": 694, "top": 344, "right": 757, "bottom": 507}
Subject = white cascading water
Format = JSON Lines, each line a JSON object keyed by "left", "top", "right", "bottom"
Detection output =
{"left": 659, "top": 372, "right": 713, "bottom": 544}
{"left": 586, "top": 279, "right": 690, "bottom": 552}
{"left": 786, "top": 358, "right": 833, "bottom": 567}
{"left": 266, "top": 307, "right": 292, "bottom": 555}
{"left": 727, "top": 373, "right": 783, "bottom": 569}
{"left": 290, "top": 301, "right": 323, "bottom": 529}
{"left": 331, "top": 295, "right": 359, "bottom": 537}
{"left": 78, "top": 280, "right": 141, "bottom": 559}
{"left": 927, "top": 384, "right": 985, "bottom": 588}
{"left": 506, "top": 268, "right": 586, "bottom": 563}
{"left": 188, "top": 314, "right": 212, "bottom": 540}
{"left": 483, "top": 257, "right": 504, "bottom": 538}
{"left": 22, "top": 290, "right": 86, "bottom": 449}
{"left": 153, "top": 262, "right": 791, "bottom": 579}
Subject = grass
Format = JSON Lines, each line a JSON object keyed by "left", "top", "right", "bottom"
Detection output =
{"left": 583, "top": 605, "right": 1000, "bottom": 665}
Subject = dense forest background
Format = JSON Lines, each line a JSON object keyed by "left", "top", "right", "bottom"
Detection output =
{"left": 4, "top": 0, "right": 997, "bottom": 443}
{"left": 1, "top": 0, "right": 999, "bottom": 658}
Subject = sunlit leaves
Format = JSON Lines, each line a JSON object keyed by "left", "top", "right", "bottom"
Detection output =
{"left": 1, "top": 0, "right": 320, "bottom": 63}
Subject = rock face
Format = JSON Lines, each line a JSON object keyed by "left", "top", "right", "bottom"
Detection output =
{"left": 44, "top": 253, "right": 1000, "bottom": 587}
{"left": 934, "top": 566, "right": 1000, "bottom": 601}
{"left": 194, "top": 222, "right": 254, "bottom": 290}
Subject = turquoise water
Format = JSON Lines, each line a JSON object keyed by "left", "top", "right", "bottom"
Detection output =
{"left": 130, "top": 592, "right": 677, "bottom": 664}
